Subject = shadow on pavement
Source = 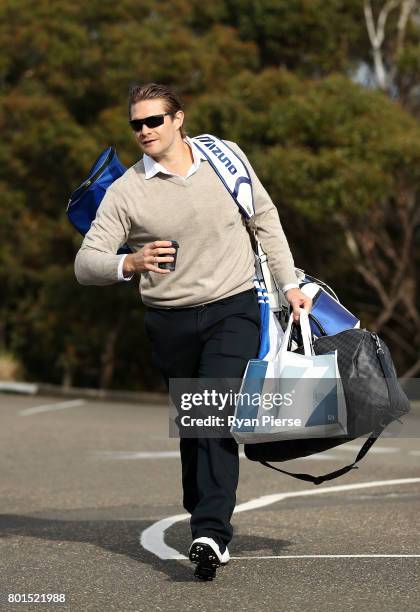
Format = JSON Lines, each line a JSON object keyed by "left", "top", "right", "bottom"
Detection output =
{"left": 0, "top": 512, "right": 293, "bottom": 583}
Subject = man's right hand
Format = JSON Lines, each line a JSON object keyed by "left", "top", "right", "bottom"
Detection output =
{"left": 123, "top": 241, "right": 175, "bottom": 276}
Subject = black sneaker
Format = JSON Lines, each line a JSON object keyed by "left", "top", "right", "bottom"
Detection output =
{"left": 188, "top": 537, "right": 230, "bottom": 581}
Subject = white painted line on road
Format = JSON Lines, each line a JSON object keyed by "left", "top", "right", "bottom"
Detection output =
{"left": 337, "top": 444, "right": 399, "bottom": 454}
{"left": 141, "top": 514, "right": 189, "bottom": 560}
{"left": 20, "top": 399, "right": 86, "bottom": 416}
{"left": 92, "top": 451, "right": 337, "bottom": 461}
{"left": 92, "top": 450, "right": 338, "bottom": 461}
{"left": 140, "top": 477, "right": 420, "bottom": 560}
{"left": 94, "top": 451, "right": 181, "bottom": 459}
{"left": 230, "top": 554, "right": 420, "bottom": 559}
{"left": 362, "top": 447, "right": 399, "bottom": 454}
{"left": 297, "top": 454, "right": 337, "bottom": 460}
{"left": 408, "top": 450, "right": 420, "bottom": 456}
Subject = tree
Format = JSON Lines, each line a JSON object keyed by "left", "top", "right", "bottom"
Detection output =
{"left": 0, "top": 0, "right": 258, "bottom": 389}
{"left": 363, "top": 0, "right": 418, "bottom": 92}
{"left": 188, "top": 69, "right": 420, "bottom": 374}
{"left": 1, "top": 0, "right": 419, "bottom": 387}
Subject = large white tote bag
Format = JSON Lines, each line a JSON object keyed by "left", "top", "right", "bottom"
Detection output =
{"left": 231, "top": 309, "right": 347, "bottom": 444}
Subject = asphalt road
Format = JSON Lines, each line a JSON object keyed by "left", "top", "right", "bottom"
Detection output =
{"left": 0, "top": 393, "right": 419, "bottom": 612}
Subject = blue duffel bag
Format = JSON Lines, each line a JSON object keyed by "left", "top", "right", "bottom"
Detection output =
{"left": 66, "top": 147, "right": 131, "bottom": 254}
{"left": 299, "top": 275, "right": 360, "bottom": 337}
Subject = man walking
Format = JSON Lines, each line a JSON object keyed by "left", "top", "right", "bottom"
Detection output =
{"left": 74, "top": 82, "right": 311, "bottom": 580}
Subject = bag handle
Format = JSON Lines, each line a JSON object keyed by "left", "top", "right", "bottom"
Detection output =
{"left": 258, "top": 428, "right": 384, "bottom": 485}
{"left": 280, "top": 308, "right": 313, "bottom": 357}
{"left": 279, "top": 311, "right": 294, "bottom": 355}
{"left": 298, "top": 309, "right": 314, "bottom": 356}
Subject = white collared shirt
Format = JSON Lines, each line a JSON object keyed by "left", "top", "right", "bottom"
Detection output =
{"left": 143, "top": 136, "right": 207, "bottom": 181}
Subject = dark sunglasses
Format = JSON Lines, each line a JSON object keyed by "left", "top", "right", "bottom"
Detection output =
{"left": 129, "top": 112, "right": 172, "bottom": 132}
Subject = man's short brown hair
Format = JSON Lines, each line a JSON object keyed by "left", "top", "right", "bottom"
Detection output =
{"left": 128, "top": 82, "right": 186, "bottom": 138}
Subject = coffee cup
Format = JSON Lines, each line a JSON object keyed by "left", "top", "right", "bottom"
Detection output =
{"left": 158, "top": 240, "right": 179, "bottom": 271}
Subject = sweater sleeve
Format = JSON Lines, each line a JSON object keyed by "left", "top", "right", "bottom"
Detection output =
{"left": 225, "top": 141, "right": 299, "bottom": 288}
{"left": 74, "top": 185, "right": 132, "bottom": 286}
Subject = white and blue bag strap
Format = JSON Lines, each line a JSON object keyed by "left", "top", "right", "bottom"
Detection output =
{"left": 191, "top": 136, "right": 269, "bottom": 271}
{"left": 191, "top": 134, "right": 280, "bottom": 359}
{"left": 191, "top": 135, "right": 255, "bottom": 219}
{"left": 192, "top": 135, "right": 292, "bottom": 313}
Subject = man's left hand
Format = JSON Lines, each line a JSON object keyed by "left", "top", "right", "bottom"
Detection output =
{"left": 284, "top": 288, "right": 312, "bottom": 323}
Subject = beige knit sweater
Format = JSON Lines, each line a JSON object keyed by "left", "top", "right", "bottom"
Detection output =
{"left": 74, "top": 140, "right": 299, "bottom": 308}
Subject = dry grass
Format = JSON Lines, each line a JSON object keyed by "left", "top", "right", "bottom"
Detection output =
{"left": 0, "top": 352, "right": 24, "bottom": 381}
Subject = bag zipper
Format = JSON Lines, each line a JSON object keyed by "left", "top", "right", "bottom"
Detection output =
{"left": 67, "top": 147, "right": 114, "bottom": 209}
{"left": 370, "top": 332, "right": 384, "bottom": 355}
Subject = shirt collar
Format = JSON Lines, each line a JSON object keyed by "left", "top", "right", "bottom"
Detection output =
{"left": 143, "top": 136, "right": 207, "bottom": 180}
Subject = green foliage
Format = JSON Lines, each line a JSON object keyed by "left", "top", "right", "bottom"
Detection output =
{"left": 189, "top": 0, "right": 368, "bottom": 75}
{"left": 189, "top": 70, "right": 420, "bottom": 220}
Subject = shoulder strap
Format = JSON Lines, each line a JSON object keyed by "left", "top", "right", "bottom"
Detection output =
{"left": 192, "top": 134, "right": 269, "bottom": 275}
{"left": 259, "top": 427, "right": 385, "bottom": 485}
{"left": 191, "top": 134, "right": 300, "bottom": 312}
{"left": 191, "top": 134, "right": 255, "bottom": 218}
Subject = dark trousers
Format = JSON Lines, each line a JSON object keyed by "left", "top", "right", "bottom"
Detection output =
{"left": 144, "top": 289, "right": 260, "bottom": 550}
